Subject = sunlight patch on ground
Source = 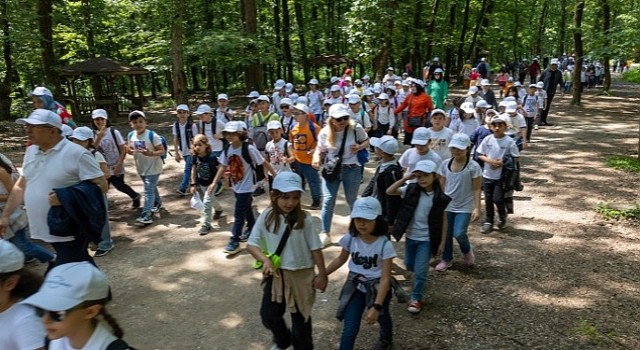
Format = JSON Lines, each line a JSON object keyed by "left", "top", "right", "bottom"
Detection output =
{"left": 516, "top": 289, "right": 596, "bottom": 309}
{"left": 219, "top": 312, "right": 244, "bottom": 329}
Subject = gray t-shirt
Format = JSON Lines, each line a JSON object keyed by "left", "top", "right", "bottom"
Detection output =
{"left": 400, "top": 186, "right": 434, "bottom": 241}
{"left": 438, "top": 158, "right": 482, "bottom": 213}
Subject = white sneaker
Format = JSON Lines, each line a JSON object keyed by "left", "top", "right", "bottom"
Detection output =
{"left": 318, "top": 232, "right": 331, "bottom": 247}
{"left": 534, "top": 124, "right": 539, "bottom": 130}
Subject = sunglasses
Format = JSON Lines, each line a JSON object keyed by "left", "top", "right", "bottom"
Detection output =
{"left": 280, "top": 105, "right": 290, "bottom": 109}
{"left": 35, "top": 305, "right": 83, "bottom": 322}
{"left": 333, "top": 116, "right": 349, "bottom": 122}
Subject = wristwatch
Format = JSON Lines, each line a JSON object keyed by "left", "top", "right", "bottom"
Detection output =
{"left": 373, "top": 303, "right": 383, "bottom": 311}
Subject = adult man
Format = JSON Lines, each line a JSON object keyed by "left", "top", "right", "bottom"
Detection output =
{"left": 538, "top": 58, "right": 564, "bottom": 126}
{"left": 424, "top": 57, "right": 443, "bottom": 81}
{"left": 477, "top": 58, "right": 490, "bottom": 80}
{"left": 518, "top": 59, "right": 530, "bottom": 84}
{"left": 0, "top": 109, "right": 107, "bottom": 265}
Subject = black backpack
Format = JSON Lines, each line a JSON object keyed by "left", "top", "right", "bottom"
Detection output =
{"left": 173, "top": 120, "right": 194, "bottom": 152}
{"left": 223, "top": 141, "right": 265, "bottom": 182}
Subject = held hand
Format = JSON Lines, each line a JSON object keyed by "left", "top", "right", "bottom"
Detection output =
{"left": 312, "top": 274, "right": 328, "bottom": 292}
{"left": 364, "top": 308, "right": 379, "bottom": 325}
{"left": 48, "top": 191, "right": 62, "bottom": 206}
{"left": 114, "top": 163, "right": 123, "bottom": 175}
{"left": 175, "top": 153, "right": 182, "bottom": 163}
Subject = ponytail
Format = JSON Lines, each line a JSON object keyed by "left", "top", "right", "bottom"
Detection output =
{"left": 101, "top": 307, "right": 125, "bottom": 338}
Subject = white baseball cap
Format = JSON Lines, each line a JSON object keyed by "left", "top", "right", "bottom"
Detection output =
{"left": 0, "top": 240, "right": 24, "bottom": 273}
{"left": 476, "top": 100, "right": 491, "bottom": 109}
{"left": 529, "top": 83, "right": 538, "bottom": 88}
{"left": 246, "top": 91, "right": 260, "bottom": 98}
{"left": 468, "top": 86, "right": 479, "bottom": 95}
{"left": 267, "top": 120, "right": 283, "bottom": 130}
{"left": 323, "top": 98, "right": 334, "bottom": 106}
{"left": 16, "top": 109, "right": 62, "bottom": 129}
{"left": 279, "top": 98, "right": 294, "bottom": 107}
{"left": 128, "top": 110, "right": 146, "bottom": 120}
{"left": 362, "top": 75, "right": 370, "bottom": 80}
{"left": 344, "top": 76, "right": 352, "bottom": 82}
{"left": 434, "top": 68, "right": 444, "bottom": 74}
{"left": 412, "top": 160, "right": 438, "bottom": 174}
{"left": 271, "top": 171, "right": 304, "bottom": 193}
{"left": 237, "top": 121, "right": 248, "bottom": 131}
{"left": 329, "top": 104, "right": 350, "bottom": 119}
{"left": 296, "top": 96, "right": 309, "bottom": 106}
{"left": 349, "top": 88, "right": 361, "bottom": 96}
{"left": 378, "top": 93, "right": 389, "bottom": 100}
{"left": 351, "top": 197, "right": 382, "bottom": 220}
{"left": 70, "top": 126, "right": 94, "bottom": 141}
{"left": 60, "top": 124, "right": 73, "bottom": 137}
{"left": 274, "top": 80, "right": 285, "bottom": 90}
{"left": 411, "top": 127, "right": 431, "bottom": 145}
{"left": 430, "top": 108, "right": 446, "bottom": 118}
{"left": 347, "top": 95, "right": 361, "bottom": 104}
{"left": 285, "top": 83, "right": 294, "bottom": 93}
{"left": 394, "top": 80, "right": 402, "bottom": 85}
{"left": 505, "top": 101, "right": 518, "bottom": 113}
{"left": 503, "top": 96, "right": 517, "bottom": 102}
{"left": 91, "top": 109, "right": 108, "bottom": 119}
{"left": 217, "top": 93, "right": 229, "bottom": 101}
{"left": 387, "top": 67, "right": 394, "bottom": 71}
{"left": 330, "top": 85, "right": 342, "bottom": 92}
{"left": 369, "top": 136, "right": 398, "bottom": 155}
{"left": 449, "top": 133, "right": 471, "bottom": 150}
{"left": 289, "top": 93, "right": 299, "bottom": 104}
{"left": 550, "top": 58, "right": 559, "bottom": 65}
{"left": 308, "top": 78, "right": 319, "bottom": 85}
{"left": 401, "top": 80, "right": 410, "bottom": 87}
{"left": 22, "top": 262, "right": 109, "bottom": 311}
{"left": 194, "top": 104, "right": 212, "bottom": 115}
{"left": 372, "top": 87, "right": 382, "bottom": 94}
{"left": 514, "top": 81, "right": 522, "bottom": 87}
{"left": 292, "top": 103, "right": 310, "bottom": 115}
{"left": 223, "top": 121, "right": 242, "bottom": 133}
{"left": 411, "top": 79, "right": 426, "bottom": 88}
{"left": 480, "top": 79, "right": 490, "bottom": 86}
{"left": 257, "top": 95, "right": 271, "bottom": 103}
{"left": 29, "top": 86, "right": 53, "bottom": 97}
{"left": 363, "top": 89, "right": 374, "bottom": 96}
{"left": 536, "top": 81, "right": 544, "bottom": 89}
{"left": 175, "top": 104, "right": 189, "bottom": 112}
{"left": 330, "top": 76, "right": 340, "bottom": 84}
{"left": 461, "top": 102, "right": 476, "bottom": 114}
{"left": 491, "top": 115, "right": 512, "bottom": 127}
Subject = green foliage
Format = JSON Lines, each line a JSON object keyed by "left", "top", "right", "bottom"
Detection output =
{"left": 606, "top": 155, "right": 640, "bottom": 172}
{"left": 574, "top": 320, "right": 618, "bottom": 345}
{"left": 621, "top": 68, "right": 640, "bottom": 84}
{"left": 596, "top": 202, "right": 640, "bottom": 221}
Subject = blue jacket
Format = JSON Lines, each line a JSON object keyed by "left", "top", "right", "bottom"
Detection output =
{"left": 47, "top": 180, "right": 106, "bottom": 243}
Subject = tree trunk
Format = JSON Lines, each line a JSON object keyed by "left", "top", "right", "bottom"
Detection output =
{"left": 558, "top": 0, "right": 567, "bottom": 55}
{"left": 456, "top": 0, "right": 472, "bottom": 72}
{"left": 601, "top": 0, "right": 611, "bottom": 93}
{"left": 170, "top": 0, "right": 187, "bottom": 103}
{"left": 0, "top": 0, "right": 12, "bottom": 120}
{"left": 81, "top": 0, "right": 95, "bottom": 58}
{"left": 571, "top": 0, "right": 584, "bottom": 106}
{"left": 466, "top": 0, "right": 489, "bottom": 61}
{"left": 424, "top": 0, "right": 441, "bottom": 62}
{"left": 273, "top": 0, "right": 282, "bottom": 79}
{"left": 535, "top": 0, "right": 549, "bottom": 55}
{"left": 282, "top": 0, "right": 294, "bottom": 83}
{"left": 38, "top": 0, "right": 60, "bottom": 95}
{"left": 294, "top": 0, "right": 309, "bottom": 83}
{"left": 512, "top": 0, "right": 519, "bottom": 59}
{"left": 444, "top": 2, "right": 456, "bottom": 83}
{"left": 411, "top": 0, "right": 424, "bottom": 72}
{"left": 241, "top": 0, "right": 262, "bottom": 92}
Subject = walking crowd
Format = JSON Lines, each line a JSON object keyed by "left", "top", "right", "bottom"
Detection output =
{"left": 0, "top": 54, "right": 579, "bottom": 350}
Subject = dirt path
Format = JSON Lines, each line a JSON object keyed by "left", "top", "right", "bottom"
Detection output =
{"left": 14, "top": 77, "right": 640, "bottom": 349}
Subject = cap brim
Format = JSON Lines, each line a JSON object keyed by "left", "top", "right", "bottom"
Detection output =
{"left": 16, "top": 118, "right": 48, "bottom": 126}
{"left": 448, "top": 142, "right": 469, "bottom": 150}
{"left": 276, "top": 186, "right": 305, "bottom": 193}
{"left": 411, "top": 140, "right": 428, "bottom": 145}
{"left": 351, "top": 213, "right": 377, "bottom": 220}
{"left": 91, "top": 115, "right": 107, "bottom": 119}
{"left": 22, "top": 291, "right": 81, "bottom": 312}
{"left": 330, "top": 113, "right": 349, "bottom": 119}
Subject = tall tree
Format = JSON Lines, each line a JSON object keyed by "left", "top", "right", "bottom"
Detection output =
{"left": 411, "top": 1, "right": 424, "bottom": 72}
{"left": 444, "top": 2, "right": 456, "bottom": 83}
{"left": 0, "top": 0, "right": 13, "bottom": 120}
{"left": 38, "top": 0, "right": 60, "bottom": 94}
{"left": 534, "top": 0, "right": 549, "bottom": 55}
{"left": 571, "top": 0, "right": 584, "bottom": 106}
{"left": 456, "top": 0, "right": 472, "bottom": 77}
{"left": 466, "top": 0, "right": 489, "bottom": 60}
{"left": 424, "top": 0, "right": 441, "bottom": 61}
{"left": 600, "top": 0, "right": 611, "bottom": 93}
{"left": 293, "top": 0, "right": 309, "bottom": 83}
{"left": 241, "top": 0, "right": 262, "bottom": 92}
{"left": 170, "top": 0, "right": 187, "bottom": 103}
{"left": 281, "top": 0, "right": 293, "bottom": 82}
{"left": 558, "top": 0, "right": 568, "bottom": 55}
{"left": 273, "top": 0, "right": 282, "bottom": 79}
{"left": 81, "top": 0, "right": 95, "bottom": 58}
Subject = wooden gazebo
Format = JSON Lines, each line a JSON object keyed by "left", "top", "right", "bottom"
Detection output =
{"left": 61, "top": 57, "right": 149, "bottom": 120}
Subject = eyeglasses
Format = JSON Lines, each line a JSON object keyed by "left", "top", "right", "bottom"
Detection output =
{"left": 333, "top": 116, "right": 349, "bottom": 122}
{"left": 35, "top": 305, "right": 83, "bottom": 322}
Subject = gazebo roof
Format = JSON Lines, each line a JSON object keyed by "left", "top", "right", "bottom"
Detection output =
{"left": 61, "top": 57, "right": 149, "bottom": 76}
{"left": 308, "top": 54, "right": 358, "bottom": 66}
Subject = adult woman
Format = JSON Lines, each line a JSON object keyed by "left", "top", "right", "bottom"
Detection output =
{"left": 29, "top": 87, "right": 76, "bottom": 128}
{"left": 427, "top": 68, "right": 448, "bottom": 110}
{"left": 394, "top": 79, "right": 434, "bottom": 145}
{"left": 312, "top": 104, "right": 369, "bottom": 246}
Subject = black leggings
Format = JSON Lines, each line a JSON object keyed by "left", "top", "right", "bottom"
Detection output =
{"left": 108, "top": 174, "right": 138, "bottom": 199}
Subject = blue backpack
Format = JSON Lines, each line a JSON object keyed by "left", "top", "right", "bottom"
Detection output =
{"left": 128, "top": 130, "right": 168, "bottom": 163}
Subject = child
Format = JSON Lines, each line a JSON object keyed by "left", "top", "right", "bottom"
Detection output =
{"left": 362, "top": 136, "right": 402, "bottom": 227}
{"left": 215, "top": 93, "right": 234, "bottom": 124}
{"left": 450, "top": 102, "right": 480, "bottom": 137}
{"left": 278, "top": 98, "right": 296, "bottom": 139}
{"left": 265, "top": 120, "right": 295, "bottom": 189}
{"left": 126, "top": 110, "right": 164, "bottom": 225}
{"left": 0, "top": 240, "right": 46, "bottom": 350}
{"left": 398, "top": 127, "right": 442, "bottom": 173}
{"left": 325, "top": 197, "right": 396, "bottom": 350}
{"left": 290, "top": 103, "right": 322, "bottom": 210}
{"left": 427, "top": 109, "right": 454, "bottom": 160}
{"left": 503, "top": 101, "right": 528, "bottom": 150}
{"left": 495, "top": 70, "right": 509, "bottom": 98}
{"left": 504, "top": 77, "right": 514, "bottom": 98}
{"left": 468, "top": 68, "right": 480, "bottom": 87}
{"left": 375, "top": 93, "right": 396, "bottom": 137}
{"left": 173, "top": 104, "right": 198, "bottom": 196}
{"left": 211, "top": 121, "right": 276, "bottom": 254}
{"left": 190, "top": 135, "right": 224, "bottom": 235}
{"left": 436, "top": 134, "right": 482, "bottom": 271}
{"left": 469, "top": 109, "right": 498, "bottom": 167}
{"left": 476, "top": 116, "right": 519, "bottom": 234}
{"left": 306, "top": 78, "right": 325, "bottom": 121}
{"left": 22, "top": 262, "right": 134, "bottom": 349}
{"left": 246, "top": 172, "right": 327, "bottom": 350}
{"left": 521, "top": 85, "right": 540, "bottom": 142}
{"left": 387, "top": 160, "right": 450, "bottom": 314}
{"left": 534, "top": 82, "right": 548, "bottom": 128}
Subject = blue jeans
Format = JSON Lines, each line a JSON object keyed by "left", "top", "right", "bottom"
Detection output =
{"left": 320, "top": 165, "right": 362, "bottom": 233}
{"left": 179, "top": 154, "right": 193, "bottom": 191}
{"left": 198, "top": 184, "right": 222, "bottom": 226}
{"left": 443, "top": 211, "right": 472, "bottom": 262}
{"left": 9, "top": 227, "right": 54, "bottom": 263}
{"left": 404, "top": 238, "right": 431, "bottom": 301}
{"left": 340, "top": 290, "right": 392, "bottom": 350}
{"left": 141, "top": 174, "right": 161, "bottom": 216}
{"left": 297, "top": 163, "right": 321, "bottom": 202}
{"left": 231, "top": 192, "right": 254, "bottom": 242}
{"left": 98, "top": 195, "right": 114, "bottom": 251}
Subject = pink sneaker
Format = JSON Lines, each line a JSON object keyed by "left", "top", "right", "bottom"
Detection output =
{"left": 464, "top": 250, "right": 475, "bottom": 266}
{"left": 435, "top": 260, "right": 452, "bottom": 272}
{"left": 407, "top": 299, "right": 423, "bottom": 314}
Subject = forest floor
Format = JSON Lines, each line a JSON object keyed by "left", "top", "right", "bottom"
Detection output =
{"left": 4, "top": 76, "right": 640, "bottom": 350}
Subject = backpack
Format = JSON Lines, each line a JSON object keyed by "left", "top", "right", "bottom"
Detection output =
{"left": 128, "top": 130, "right": 168, "bottom": 163}
{"left": 110, "top": 128, "right": 121, "bottom": 155}
{"left": 173, "top": 120, "right": 194, "bottom": 152}
{"left": 253, "top": 112, "right": 276, "bottom": 151}
{"left": 224, "top": 141, "right": 265, "bottom": 183}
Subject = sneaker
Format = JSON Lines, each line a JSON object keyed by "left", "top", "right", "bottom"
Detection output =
{"left": 136, "top": 215, "right": 153, "bottom": 224}
{"left": 463, "top": 250, "right": 475, "bottom": 266}
{"left": 198, "top": 225, "right": 211, "bottom": 236}
{"left": 372, "top": 339, "right": 392, "bottom": 350}
{"left": 132, "top": 194, "right": 141, "bottom": 208}
{"left": 534, "top": 124, "right": 539, "bottom": 130}
{"left": 252, "top": 187, "right": 266, "bottom": 197}
{"left": 435, "top": 260, "right": 452, "bottom": 272}
{"left": 498, "top": 216, "right": 507, "bottom": 230}
{"left": 481, "top": 222, "right": 493, "bottom": 234}
{"left": 213, "top": 182, "right": 224, "bottom": 196}
{"left": 239, "top": 229, "right": 251, "bottom": 242}
{"left": 270, "top": 345, "right": 286, "bottom": 350}
{"left": 176, "top": 188, "right": 189, "bottom": 196}
{"left": 310, "top": 199, "right": 321, "bottom": 210}
{"left": 94, "top": 246, "right": 114, "bottom": 257}
{"left": 213, "top": 210, "right": 223, "bottom": 220}
{"left": 224, "top": 240, "right": 240, "bottom": 255}
{"left": 407, "top": 299, "right": 423, "bottom": 314}
{"left": 318, "top": 232, "right": 331, "bottom": 247}
{"left": 151, "top": 205, "right": 164, "bottom": 213}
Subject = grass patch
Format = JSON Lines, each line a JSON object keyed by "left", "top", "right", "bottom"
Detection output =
{"left": 621, "top": 67, "right": 640, "bottom": 83}
{"left": 606, "top": 155, "right": 640, "bottom": 173}
{"left": 596, "top": 202, "right": 640, "bottom": 221}
{"left": 574, "top": 320, "right": 617, "bottom": 345}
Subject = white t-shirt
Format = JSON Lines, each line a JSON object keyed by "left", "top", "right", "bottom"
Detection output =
{"left": 265, "top": 138, "right": 291, "bottom": 174}
{"left": 339, "top": 234, "right": 397, "bottom": 279}
{"left": 0, "top": 303, "right": 45, "bottom": 350}
{"left": 197, "top": 119, "right": 226, "bottom": 152}
{"left": 48, "top": 323, "right": 117, "bottom": 350}
{"left": 328, "top": 96, "right": 344, "bottom": 105}
{"left": 248, "top": 209, "right": 322, "bottom": 270}
{"left": 22, "top": 138, "right": 104, "bottom": 242}
{"left": 535, "top": 90, "right": 548, "bottom": 108}
{"left": 398, "top": 148, "right": 443, "bottom": 173}
{"left": 428, "top": 127, "right": 454, "bottom": 160}
{"left": 305, "top": 90, "right": 324, "bottom": 114}
{"left": 450, "top": 117, "right": 480, "bottom": 137}
{"left": 348, "top": 108, "right": 372, "bottom": 129}
{"left": 219, "top": 143, "right": 265, "bottom": 193}
{"left": 505, "top": 113, "right": 527, "bottom": 139}
{"left": 521, "top": 94, "right": 539, "bottom": 116}
{"left": 400, "top": 186, "right": 433, "bottom": 241}
{"left": 376, "top": 105, "right": 395, "bottom": 126}
{"left": 438, "top": 158, "right": 482, "bottom": 213}
{"left": 172, "top": 121, "right": 198, "bottom": 156}
{"left": 476, "top": 135, "right": 520, "bottom": 180}
{"left": 272, "top": 93, "right": 286, "bottom": 115}
{"left": 128, "top": 129, "right": 164, "bottom": 176}
{"left": 215, "top": 107, "right": 234, "bottom": 124}
{"left": 316, "top": 124, "right": 368, "bottom": 166}
{"left": 96, "top": 127, "right": 124, "bottom": 174}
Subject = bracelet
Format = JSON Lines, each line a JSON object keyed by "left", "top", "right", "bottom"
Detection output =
{"left": 373, "top": 303, "right": 383, "bottom": 311}
{"left": 190, "top": 183, "right": 197, "bottom": 186}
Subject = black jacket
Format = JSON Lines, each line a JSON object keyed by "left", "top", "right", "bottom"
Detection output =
{"left": 362, "top": 161, "right": 403, "bottom": 225}
{"left": 48, "top": 180, "right": 106, "bottom": 243}
{"left": 391, "top": 181, "right": 451, "bottom": 255}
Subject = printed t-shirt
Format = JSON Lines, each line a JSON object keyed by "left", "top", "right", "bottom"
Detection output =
{"left": 48, "top": 323, "right": 117, "bottom": 350}
{"left": 476, "top": 135, "right": 520, "bottom": 180}
{"left": 428, "top": 127, "right": 454, "bottom": 160}
{"left": 339, "top": 234, "right": 397, "bottom": 279}
{"left": 290, "top": 121, "right": 319, "bottom": 164}
{"left": 192, "top": 153, "right": 219, "bottom": 186}
{"left": 265, "top": 138, "right": 291, "bottom": 174}
{"left": 129, "top": 129, "right": 164, "bottom": 176}
{"left": 97, "top": 127, "right": 125, "bottom": 174}
{"left": 219, "top": 143, "right": 265, "bottom": 193}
